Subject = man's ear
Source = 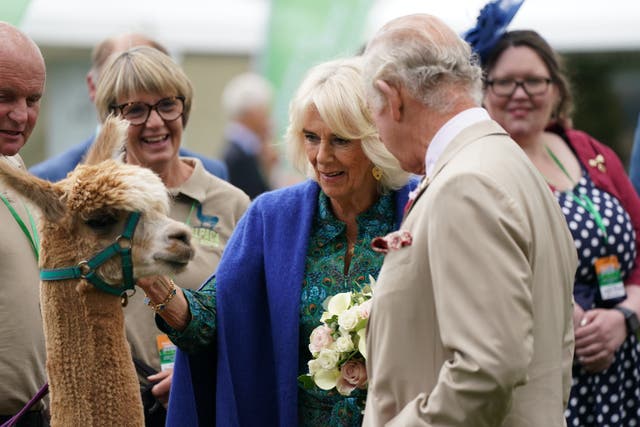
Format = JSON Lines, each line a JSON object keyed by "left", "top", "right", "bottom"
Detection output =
{"left": 375, "top": 80, "right": 403, "bottom": 122}
{"left": 86, "top": 71, "right": 97, "bottom": 103}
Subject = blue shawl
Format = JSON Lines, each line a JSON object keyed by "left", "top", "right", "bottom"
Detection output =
{"left": 167, "top": 180, "right": 412, "bottom": 426}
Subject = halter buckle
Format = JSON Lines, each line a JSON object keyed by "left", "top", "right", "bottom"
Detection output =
{"left": 77, "top": 260, "right": 92, "bottom": 278}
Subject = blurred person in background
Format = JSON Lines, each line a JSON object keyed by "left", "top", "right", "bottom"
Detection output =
{"left": 154, "top": 57, "right": 413, "bottom": 426}
{"left": 222, "top": 72, "right": 277, "bottom": 199}
{"left": 479, "top": 28, "right": 640, "bottom": 426}
{"left": 94, "top": 46, "right": 249, "bottom": 426}
{"left": 0, "top": 21, "right": 49, "bottom": 427}
{"left": 627, "top": 113, "right": 640, "bottom": 196}
{"left": 29, "top": 32, "right": 228, "bottom": 182}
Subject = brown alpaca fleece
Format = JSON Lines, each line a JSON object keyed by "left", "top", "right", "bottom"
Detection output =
{"left": 0, "top": 117, "right": 193, "bottom": 426}
{"left": 43, "top": 282, "right": 144, "bottom": 426}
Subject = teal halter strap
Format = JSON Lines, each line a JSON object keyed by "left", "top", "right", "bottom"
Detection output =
{"left": 40, "top": 212, "right": 141, "bottom": 297}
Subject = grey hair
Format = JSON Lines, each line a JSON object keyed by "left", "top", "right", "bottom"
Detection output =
{"left": 363, "top": 17, "right": 483, "bottom": 114}
{"left": 221, "top": 73, "right": 274, "bottom": 120}
{"left": 286, "top": 57, "right": 410, "bottom": 192}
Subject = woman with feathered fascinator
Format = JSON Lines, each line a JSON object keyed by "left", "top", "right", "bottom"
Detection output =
{"left": 470, "top": 1, "right": 640, "bottom": 426}
{"left": 463, "top": 0, "right": 524, "bottom": 64}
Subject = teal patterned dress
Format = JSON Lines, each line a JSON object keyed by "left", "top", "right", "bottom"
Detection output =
{"left": 297, "top": 191, "right": 395, "bottom": 426}
{"left": 159, "top": 190, "right": 396, "bottom": 426}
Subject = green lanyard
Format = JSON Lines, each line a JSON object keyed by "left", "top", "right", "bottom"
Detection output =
{"left": 0, "top": 193, "right": 40, "bottom": 260}
{"left": 185, "top": 200, "right": 197, "bottom": 226}
{"left": 545, "top": 146, "right": 608, "bottom": 240}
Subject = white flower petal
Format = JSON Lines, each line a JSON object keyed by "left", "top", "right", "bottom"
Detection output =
{"left": 357, "top": 328, "right": 367, "bottom": 359}
{"left": 328, "top": 292, "right": 352, "bottom": 315}
{"left": 314, "top": 368, "right": 341, "bottom": 390}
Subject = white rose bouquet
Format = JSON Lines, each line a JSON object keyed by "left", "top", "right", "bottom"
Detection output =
{"left": 298, "top": 276, "right": 376, "bottom": 396}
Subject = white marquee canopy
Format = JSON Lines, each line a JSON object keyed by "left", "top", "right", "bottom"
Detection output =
{"left": 20, "top": 0, "right": 640, "bottom": 54}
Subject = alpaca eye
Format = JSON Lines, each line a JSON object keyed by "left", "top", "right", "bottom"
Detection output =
{"left": 86, "top": 214, "right": 118, "bottom": 230}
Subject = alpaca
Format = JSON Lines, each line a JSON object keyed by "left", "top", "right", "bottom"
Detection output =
{"left": 0, "top": 117, "right": 194, "bottom": 426}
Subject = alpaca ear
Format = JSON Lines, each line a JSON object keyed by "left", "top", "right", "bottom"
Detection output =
{"left": 84, "top": 114, "right": 129, "bottom": 165}
{"left": 0, "top": 161, "right": 67, "bottom": 222}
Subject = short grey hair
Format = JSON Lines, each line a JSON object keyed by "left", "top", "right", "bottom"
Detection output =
{"left": 221, "top": 73, "right": 274, "bottom": 120}
{"left": 286, "top": 57, "right": 410, "bottom": 192}
{"left": 363, "top": 15, "right": 483, "bottom": 114}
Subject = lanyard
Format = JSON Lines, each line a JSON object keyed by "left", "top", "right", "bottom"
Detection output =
{"left": 0, "top": 193, "right": 40, "bottom": 260}
{"left": 185, "top": 200, "right": 197, "bottom": 226}
{"left": 545, "top": 146, "right": 608, "bottom": 240}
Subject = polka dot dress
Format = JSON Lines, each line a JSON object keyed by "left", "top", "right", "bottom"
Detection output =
{"left": 554, "top": 167, "right": 640, "bottom": 426}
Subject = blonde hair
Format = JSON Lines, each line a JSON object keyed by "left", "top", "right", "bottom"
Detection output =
{"left": 286, "top": 57, "right": 410, "bottom": 192}
{"left": 95, "top": 46, "right": 193, "bottom": 127}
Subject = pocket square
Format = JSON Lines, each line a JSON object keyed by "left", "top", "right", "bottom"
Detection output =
{"left": 371, "top": 230, "right": 413, "bottom": 254}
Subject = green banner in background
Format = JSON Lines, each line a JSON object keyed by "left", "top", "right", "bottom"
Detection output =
{"left": 0, "top": 0, "right": 32, "bottom": 25}
{"left": 260, "top": 0, "right": 373, "bottom": 144}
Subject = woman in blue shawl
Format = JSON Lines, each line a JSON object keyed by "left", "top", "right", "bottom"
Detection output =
{"left": 149, "top": 57, "right": 414, "bottom": 426}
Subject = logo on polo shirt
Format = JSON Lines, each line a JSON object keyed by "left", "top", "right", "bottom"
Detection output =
{"left": 191, "top": 204, "right": 221, "bottom": 248}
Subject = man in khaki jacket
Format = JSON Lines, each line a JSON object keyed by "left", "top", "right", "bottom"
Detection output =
{"left": 0, "top": 22, "right": 49, "bottom": 426}
{"left": 361, "top": 14, "right": 577, "bottom": 426}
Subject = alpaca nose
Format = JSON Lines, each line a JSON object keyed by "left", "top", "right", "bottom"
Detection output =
{"left": 169, "top": 229, "right": 191, "bottom": 246}
{"left": 165, "top": 224, "right": 194, "bottom": 263}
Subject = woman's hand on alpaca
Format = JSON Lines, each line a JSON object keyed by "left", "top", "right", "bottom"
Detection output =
{"left": 149, "top": 368, "right": 173, "bottom": 408}
{"left": 574, "top": 308, "right": 626, "bottom": 373}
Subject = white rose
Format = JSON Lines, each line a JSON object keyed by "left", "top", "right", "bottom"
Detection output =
{"left": 335, "top": 334, "right": 354, "bottom": 353}
{"left": 338, "top": 308, "right": 359, "bottom": 331}
{"left": 308, "top": 358, "right": 321, "bottom": 376}
{"left": 317, "top": 349, "right": 340, "bottom": 370}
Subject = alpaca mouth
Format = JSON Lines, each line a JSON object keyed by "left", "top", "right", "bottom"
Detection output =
{"left": 154, "top": 248, "right": 194, "bottom": 270}
{"left": 163, "top": 259, "right": 191, "bottom": 271}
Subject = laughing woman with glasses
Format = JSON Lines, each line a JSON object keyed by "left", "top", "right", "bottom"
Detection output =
{"left": 94, "top": 46, "right": 250, "bottom": 425}
{"left": 480, "top": 30, "right": 640, "bottom": 426}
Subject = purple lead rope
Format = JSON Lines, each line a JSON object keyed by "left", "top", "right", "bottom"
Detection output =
{"left": 0, "top": 383, "right": 49, "bottom": 427}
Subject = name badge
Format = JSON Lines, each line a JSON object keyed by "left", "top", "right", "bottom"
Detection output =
{"left": 156, "top": 334, "right": 177, "bottom": 371}
{"left": 594, "top": 255, "right": 626, "bottom": 301}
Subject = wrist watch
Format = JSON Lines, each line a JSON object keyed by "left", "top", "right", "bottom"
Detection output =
{"left": 613, "top": 306, "right": 640, "bottom": 334}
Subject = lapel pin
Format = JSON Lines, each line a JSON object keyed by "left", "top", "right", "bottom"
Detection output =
{"left": 588, "top": 154, "right": 606, "bottom": 172}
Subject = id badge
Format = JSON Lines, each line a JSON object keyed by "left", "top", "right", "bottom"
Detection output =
{"left": 594, "top": 255, "right": 626, "bottom": 300}
{"left": 156, "top": 334, "right": 177, "bottom": 371}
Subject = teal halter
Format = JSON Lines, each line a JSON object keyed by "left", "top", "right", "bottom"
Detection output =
{"left": 40, "top": 212, "right": 141, "bottom": 297}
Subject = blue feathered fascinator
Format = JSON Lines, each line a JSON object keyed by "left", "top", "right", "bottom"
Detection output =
{"left": 463, "top": 0, "right": 525, "bottom": 64}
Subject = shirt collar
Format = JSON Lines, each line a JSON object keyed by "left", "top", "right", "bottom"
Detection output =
{"left": 168, "top": 157, "right": 208, "bottom": 202}
{"left": 224, "top": 122, "right": 262, "bottom": 155}
{"left": 315, "top": 190, "right": 394, "bottom": 247}
{"left": 425, "top": 107, "right": 490, "bottom": 178}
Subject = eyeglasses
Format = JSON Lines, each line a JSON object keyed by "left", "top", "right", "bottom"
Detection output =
{"left": 110, "top": 96, "right": 185, "bottom": 126}
{"left": 485, "top": 77, "right": 552, "bottom": 97}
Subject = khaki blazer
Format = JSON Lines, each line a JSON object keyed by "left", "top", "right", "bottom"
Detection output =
{"left": 363, "top": 120, "right": 577, "bottom": 427}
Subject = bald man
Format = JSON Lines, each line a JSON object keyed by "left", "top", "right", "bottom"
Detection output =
{"left": 29, "top": 33, "right": 228, "bottom": 182}
{"left": 0, "top": 22, "right": 49, "bottom": 427}
{"left": 361, "top": 15, "right": 577, "bottom": 426}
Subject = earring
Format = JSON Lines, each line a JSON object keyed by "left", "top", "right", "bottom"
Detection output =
{"left": 372, "top": 166, "right": 383, "bottom": 181}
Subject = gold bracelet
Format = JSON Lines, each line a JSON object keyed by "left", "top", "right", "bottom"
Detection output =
{"left": 144, "top": 279, "right": 177, "bottom": 313}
